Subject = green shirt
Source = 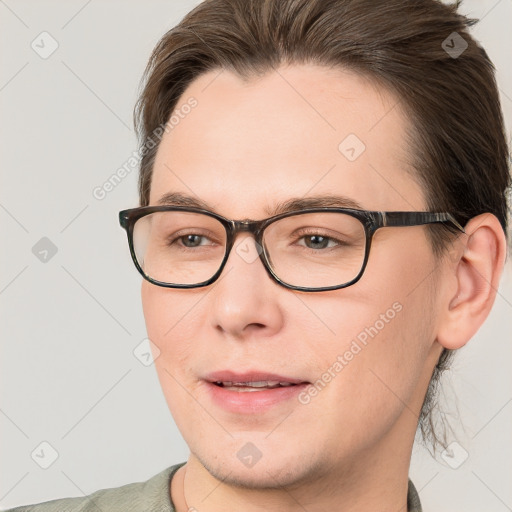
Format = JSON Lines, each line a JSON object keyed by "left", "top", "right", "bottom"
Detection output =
{"left": 5, "top": 462, "right": 422, "bottom": 511}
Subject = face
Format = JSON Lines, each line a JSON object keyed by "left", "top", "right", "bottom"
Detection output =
{"left": 142, "top": 64, "right": 445, "bottom": 489}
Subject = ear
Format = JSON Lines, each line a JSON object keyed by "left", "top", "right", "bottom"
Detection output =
{"left": 436, "top": 213, "right": 507, "bottom": 350}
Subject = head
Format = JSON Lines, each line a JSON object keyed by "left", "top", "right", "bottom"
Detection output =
{"left": 130, "top": 0, "right": 509, "bottom": 487}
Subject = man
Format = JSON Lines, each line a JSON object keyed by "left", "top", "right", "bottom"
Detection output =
{"left": 7, "top": 0, "right": 509, "bottom": 510}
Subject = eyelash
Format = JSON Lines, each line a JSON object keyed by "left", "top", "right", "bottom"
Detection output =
{"left": 168, "top": 231, "right": 345, "bottom": 252}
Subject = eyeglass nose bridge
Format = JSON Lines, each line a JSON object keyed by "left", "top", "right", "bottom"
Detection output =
{"left": 223, "top": 218, "right": 270, "bottom": 269}
{"left": 231, "top": 218, "right": 266, "bottom": 232}
{"left": 226, "top": 218, "right": 268, "bottom": 243}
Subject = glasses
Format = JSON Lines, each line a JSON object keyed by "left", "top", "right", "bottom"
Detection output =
{"left": 119, "top": 206, "right": 465, "bottom": 292}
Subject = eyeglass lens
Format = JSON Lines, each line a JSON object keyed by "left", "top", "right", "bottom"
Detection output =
{"left": 132, "top": 211, "right": 367, "bottom": 288}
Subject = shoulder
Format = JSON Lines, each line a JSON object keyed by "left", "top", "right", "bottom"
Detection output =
{"left": 4, "top": 462, "right": 185, "bottom": 512}
{"left": 407, "top": 479, "right": 423, "bottom": 512}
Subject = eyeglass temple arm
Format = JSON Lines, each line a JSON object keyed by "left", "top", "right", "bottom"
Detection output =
{"left": 381, "top": 212, "right": 465, "bottom": 232}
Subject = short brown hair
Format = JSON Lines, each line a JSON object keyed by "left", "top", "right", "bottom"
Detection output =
{"left": 134, "top": 0, "right": 511, "bottom": 449}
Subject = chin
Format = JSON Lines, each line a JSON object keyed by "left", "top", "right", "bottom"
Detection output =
{"left": 194, "top": 444, "right": 325, "bottom": 491}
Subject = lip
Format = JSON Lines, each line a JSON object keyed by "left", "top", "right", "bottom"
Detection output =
{"left": 205, "top": 370, "right": 307, "bottom": 385}
{"left": 203, "top": 370, "right": 310, "bottom": 414}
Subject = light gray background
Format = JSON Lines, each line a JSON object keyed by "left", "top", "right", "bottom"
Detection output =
{"left": 1, "top": 1, "right": 511, "bottom": 510}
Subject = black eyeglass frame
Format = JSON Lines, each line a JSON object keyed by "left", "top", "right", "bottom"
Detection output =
{"left": 119, "top": 206, "right": 465, "bottom": 292}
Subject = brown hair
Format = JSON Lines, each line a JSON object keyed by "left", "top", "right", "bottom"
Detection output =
{"left": 134, "top": 0, "right": 511, "bottom": 449}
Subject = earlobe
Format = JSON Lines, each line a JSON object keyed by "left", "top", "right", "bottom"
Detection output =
{"left": 436, "top": 213, "right": 507, "bottom": 350}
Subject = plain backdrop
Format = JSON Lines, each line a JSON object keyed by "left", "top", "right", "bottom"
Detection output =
{"left": 1, "top": 1, "right": 511, "bottom": 511}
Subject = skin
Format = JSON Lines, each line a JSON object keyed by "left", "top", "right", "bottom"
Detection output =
{"left": 140, "top": 64, "right": 506, "bottom": 512}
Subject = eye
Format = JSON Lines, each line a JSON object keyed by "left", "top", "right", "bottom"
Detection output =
{"left": 178, "top": 234, "right": 210, "bottom": 248}
{"left": 298, "top": 234, "right": 340, "bottom": 250}
{"left": 165, "top": 230, "right": 219, "bottom": 249}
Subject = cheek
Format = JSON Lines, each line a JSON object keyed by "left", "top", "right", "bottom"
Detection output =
{"left": 299, "top": 297, "right": 432, "bottom": 454}
{"left": 141, "top": 281, "right": 202, "bottom": 423}
{"left": 300, "top": 241, "right": 437, "bottom": 441}
{"left": 141, "top": 281, "right": 201, "bottom": 345}
{"left": 141, "top": 282, "right": 197, "bottom": 383}
{"left": 141, "top": 281, "right": 163, "bottom": 340}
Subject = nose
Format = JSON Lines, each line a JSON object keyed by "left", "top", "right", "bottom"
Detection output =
{"left": 208, "top": 234, "right": 284, "bottom": 339}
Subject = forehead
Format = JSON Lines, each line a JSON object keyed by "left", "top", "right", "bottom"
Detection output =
{"left": 150, "top": 64, "right": 425, "bottom": 215}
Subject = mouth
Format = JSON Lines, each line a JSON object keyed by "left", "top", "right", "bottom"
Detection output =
{"left": 203, "top": 371, "right": 310, "bottom": 413}
{"left": 212, "top": 380, "right": 300, "bottom": 392}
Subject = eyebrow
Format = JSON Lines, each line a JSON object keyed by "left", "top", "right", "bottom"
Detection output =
{"left": 156, "top": 191, "right": 364, "bottom": 216}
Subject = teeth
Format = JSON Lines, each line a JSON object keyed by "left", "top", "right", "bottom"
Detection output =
{"left": 226, "top": 381, "right": 281, "bottom": 388}
{"left": 223, "top": 386, "right": 268, "bottom": 392}
{"left": 215, "top": 380, "right": 296, "bottom": 390}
